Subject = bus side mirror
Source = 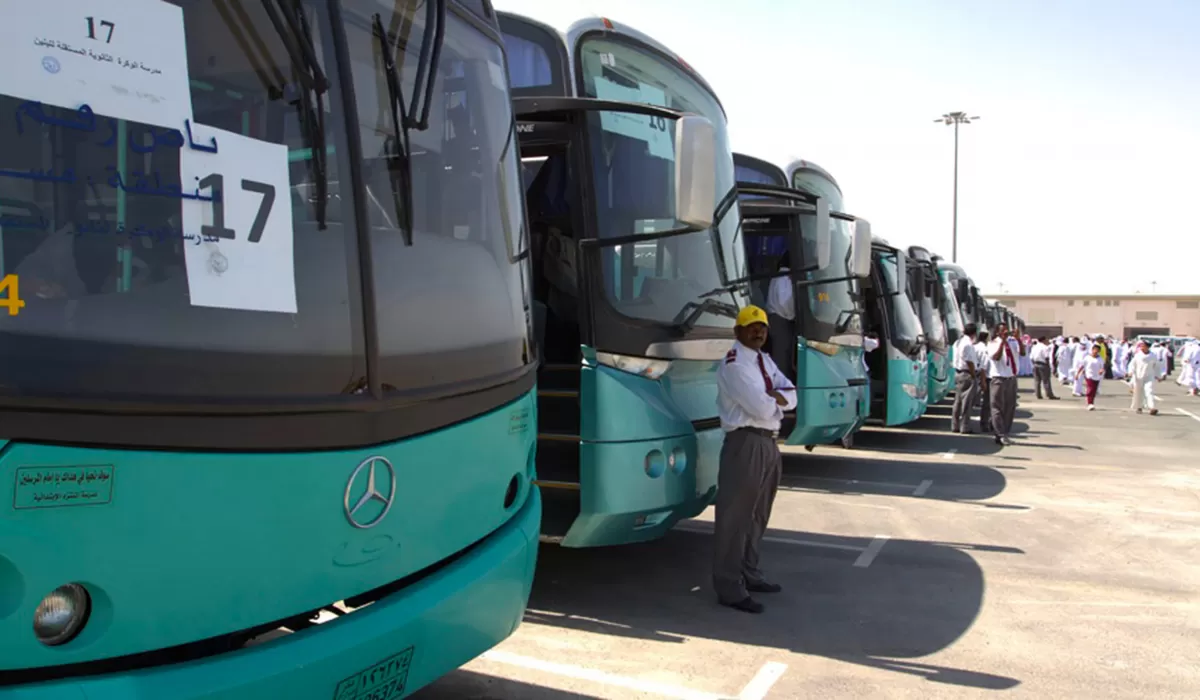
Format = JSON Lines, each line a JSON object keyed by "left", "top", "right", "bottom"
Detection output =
{"left": 896, "top": 251, "right": 908, "bottom": 297}
{"left": 849, "top": 218, "right": 872, "bottom": 278}
{"left": 814, "top": 198, "right": 831, "bottom": 270}
{"left": 674, "top": 115, "right": 716, "bottom": 230}
{"left": 955, "top": 278, "right": 970, "bottom": 303}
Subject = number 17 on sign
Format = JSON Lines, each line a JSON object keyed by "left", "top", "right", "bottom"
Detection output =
{"left": 0, "top": 275, "right": 25, "bottom": 315}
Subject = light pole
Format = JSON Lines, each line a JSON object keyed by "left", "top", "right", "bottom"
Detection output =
{"left": 935, "top": 112, "right": 980, "bottom": 263}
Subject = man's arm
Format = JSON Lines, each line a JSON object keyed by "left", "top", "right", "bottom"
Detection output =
{"left": 719, "top": 363, "right": 783, "bottom": 421}
{"left": 769, "top": 361, "right": 799, "bottom": 412}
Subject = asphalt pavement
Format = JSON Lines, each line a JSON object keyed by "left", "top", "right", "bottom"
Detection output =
{"left": 414, "top": 377, "right": 1200, "bottom": 699}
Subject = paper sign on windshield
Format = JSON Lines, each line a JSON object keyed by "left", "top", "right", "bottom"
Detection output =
{"left": 592, "top": 76, "right": 675, "bottom": 162}
{"left": 179, "top": 125, "right": 297, "bottom": 314}
{"left": 0, "top": 0, "right": 193, "bottom": 129}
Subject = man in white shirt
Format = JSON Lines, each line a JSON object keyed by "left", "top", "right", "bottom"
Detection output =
{"left": 765, "top": 263, "right": 796, "bottom": 382}
{"left": 974, "top": 331, "right": 991, "bottom": 433}
{"left": 1127, "top": 340, "right": 1161, "bottom": 414}
{"left": 713, "top": 305, "right": 797, "bottom": 614}
{"left": 1029, "top": 336, "right": 1059, "bottom": 400}
{"left": 950, "top": 323, "right": 980, "bottom": 434}
{"left": 986, "top": 323, "right": 1024, "bottom": 445}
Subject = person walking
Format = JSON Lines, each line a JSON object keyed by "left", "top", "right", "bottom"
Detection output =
{"left": 986, "top": 323, "right": 1023, "bottom": 445}
{"left": 713, "top": 305, "right": 796, "bottom": 614}
{"left": 1127, "top": 340, "right": 1161, "bottom": 415}
{"left": 950, "top": 323, "right": 980, "bottom": 434}
{"left": 1029, "top": 336, "right": 1059, "bottom": 400}
{"left": 975, "top": 331, "right": 992, "bottom": 433}
{"left": 1076, "top": 344, "right": 1105, "bottom": 410}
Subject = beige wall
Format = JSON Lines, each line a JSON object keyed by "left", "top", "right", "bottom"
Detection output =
{"left": 990, "top": 295, "right": 1200, "bottom": 338}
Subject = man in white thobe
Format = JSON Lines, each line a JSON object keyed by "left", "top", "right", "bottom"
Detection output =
{"left": 1128, "top": 341, "right": 1161, "bottom": 415}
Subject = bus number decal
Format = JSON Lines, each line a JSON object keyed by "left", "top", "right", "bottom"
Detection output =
{"left": 0, "top": 275, "right": 26, "bottom": 316}
{"left": 333, "top": 648, "right": 415, "bottom": 700}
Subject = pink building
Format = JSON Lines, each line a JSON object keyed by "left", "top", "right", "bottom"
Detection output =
{"left": 990, "top": 294, "right": 1200, "bottom": 339}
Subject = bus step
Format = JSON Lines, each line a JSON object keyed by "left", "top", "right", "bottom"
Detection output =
{"left": 538, "top": 364, "right": 580, "bottom": 392}
{"left": 536, "top": 435, "right": 581, "bottom": 484}
{"left": 538, "top": 389, "right": 579, "bottom": 398}
{"left": 537, "top": 391, "right": 581, "bottom": 434}
{"left": 539, "top": 487, "right": 581, "bottom": 541}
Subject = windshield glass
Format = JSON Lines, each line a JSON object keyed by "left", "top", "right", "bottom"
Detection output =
{"left": 941, "top": 280, "right": 965, "bottom": 343}
{"left": 578, "top": 36, "right": 748, "bottom": 328}
{"left": 0, "top": 1, "right": 362, "bottom": 400}
{"left": 791, "top": 174, "right": 861, "bottom": 346}
{"left": 877, "top": 251, "right": 924, "bottom": 349}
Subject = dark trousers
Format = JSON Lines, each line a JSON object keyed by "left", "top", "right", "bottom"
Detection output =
{"left": 989, "top": 376, "right": 1017, "bottom": 437}
{"left": 951, "top": 370, "right": 978, "bottom": 433}
{"left": 978, "top": 375, "right": 991, "bottom": 432}
{"left": 1034, "top": 362, "right": 1056, "bottom": 399}
{"left": 713, "top": 429, "right": 782, "bottom": 603}
{"left": 1085, "top": 378, "right": 1100, "bottom": 405}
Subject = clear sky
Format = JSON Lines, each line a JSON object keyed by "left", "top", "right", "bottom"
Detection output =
{"left": 493, "top": 0, "right": 1199, "bottom": 295}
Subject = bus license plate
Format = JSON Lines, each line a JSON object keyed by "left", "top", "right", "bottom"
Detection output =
{"left": 333, "top": 647, "right": 414, "bottom": 700}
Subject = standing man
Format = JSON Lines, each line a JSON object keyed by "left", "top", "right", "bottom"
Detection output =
{"left": 765, "top": 259, "right": 797, "bottom": 383}
{"left": 975, "top": 331, "right": 992, "bottom": 433}
{"left": 1127, "top": 340, "right": 1161, "bottom": 415}
{"left": 1030, "top": 337, "right": 1059, "bottom": 400}
{"left": 1076, "top": 344, "right": 1105, "bottom": 411}
{"left": 713, "top": 305, "right": 796, "bottom": 614}
{"left": 951, "top": 323, "right": 980, "bottom": 434}
{"left": 987, "top": 323, "right": 1023, "bottom": 445}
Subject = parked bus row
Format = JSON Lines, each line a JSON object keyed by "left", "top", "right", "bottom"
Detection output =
{"left": 0, "top": 4, "right": 1022, "bottom": 698}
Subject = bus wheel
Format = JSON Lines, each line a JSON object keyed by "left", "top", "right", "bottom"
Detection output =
{"left": 804, "top": 445, "right": 815, "bottom": 452}
{"left": 841, "top": 433, "right": 855, "bottom": 449}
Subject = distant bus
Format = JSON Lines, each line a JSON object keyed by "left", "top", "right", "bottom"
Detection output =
{"left": 731, "top": 153, "right": 871, "bottom": 449}
{"left": 907, "top": 246, "right": 951, "bottom": 405}
{"left": 865, "top": 239, "right": 928, "bottom": 425}
{"left": 499, "top": 12, "right": 747, "bottom": 546}
{"left": 2, "top": 1, "right": 539, "bottom": 697}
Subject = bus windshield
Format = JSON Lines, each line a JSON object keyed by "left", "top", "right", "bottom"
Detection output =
{"left": 577, "top": 37, "right": 748, "bottom": 329}
{"left": 877, "top": 252, "right": 924, "bottom": 352}
{"left": 916, "top": 265, "right": 948, "bottom": 352}
{"left": 941, "top": 280, "right": 965, "bottom": 344}
{"left": 0, "top": 1, "right": 530, "bottom": 424}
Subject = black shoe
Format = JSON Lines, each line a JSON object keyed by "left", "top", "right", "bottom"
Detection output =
{"left": 994, "top": 435, "right": 1003, "bottom": 445}
{"left": 960, "top": 429, "right": 976, "bottom": 434}
{"left": 1049, "top": 396, "right": 1060, "bottom": 400}
{"left": 720, "top": 597, "right": 764, "bottom": 614}
{"left": 747, "top": 581, "right": 782, "bottom": 594}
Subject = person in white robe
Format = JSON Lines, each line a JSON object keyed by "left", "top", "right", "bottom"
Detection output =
{"left": 1057, "top": 339, "right": 1075, "bottom": 385}
{"left": 1151, "top": 343, "right": 1168, "bottom": 381}
{"left": 1127, "top": 341, "right": 1161, "bottom": 414}
{"left": 1071, "top": 338, "right": 1091, "bottom": 397}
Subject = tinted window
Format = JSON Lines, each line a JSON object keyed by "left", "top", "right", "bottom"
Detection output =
{"left": 503, "top": 32, "right": 554, "bottom": 88}
{"left": 344, "top": 0, "right": 533, "bottom": 394}
{"left": 0, "top": 0, "right": 362, "bottom": 400}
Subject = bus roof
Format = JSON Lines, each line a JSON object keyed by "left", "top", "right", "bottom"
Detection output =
{"left": 732, "top": 152, "right": 788, "bottom": 186}
{"left": 564, "top": 16, "right": 727, "bottom": 119}
{"left": 784, "top": 159, "right": 842, "bottom": 195}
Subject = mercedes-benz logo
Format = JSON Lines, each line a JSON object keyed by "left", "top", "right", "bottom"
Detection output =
{"left": 343, "top": 456, "right": 396, "bottom": 529}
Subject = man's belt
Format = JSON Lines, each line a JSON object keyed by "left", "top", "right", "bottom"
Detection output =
{"left": 734, "top": 426, "right": 779, "bottom": 439}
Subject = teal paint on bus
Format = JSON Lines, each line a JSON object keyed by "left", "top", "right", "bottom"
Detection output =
{"left": 885, "top": 353, "right": 929, "bottom": 426}
{"left": 785, "top": 339, "right": 867, "bottom": 446}
{"left": 559, "top": 356, "right": 719, "bottom": 547}
{"left": 868, "top": 244, "right": 929, "bottom": 427}
{"left": 1, "top": 391, "right": 540, "bottom": 698}
{"left": 928, "top": 348, "right": 951, "bottom": 404}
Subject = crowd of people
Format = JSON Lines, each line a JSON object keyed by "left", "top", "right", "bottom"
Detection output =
{"left": 952, "top": 330, "right": 1200, "bottom": 431}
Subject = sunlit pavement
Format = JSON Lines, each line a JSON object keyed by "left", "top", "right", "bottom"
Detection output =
{"left": 413, "top": 378, "right": 1200, "bottom": 699}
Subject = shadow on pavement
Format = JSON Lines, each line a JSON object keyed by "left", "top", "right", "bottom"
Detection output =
{"left": 414, "top": 671, "right": 599, "bottom": 699}
{"left": 779, "top": 451, "right": 1015, "bottom": 506}
{"left": 523, "top": 528, "right": 1022, "bottom": 691}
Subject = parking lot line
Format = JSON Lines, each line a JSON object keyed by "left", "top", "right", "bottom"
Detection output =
{"left": 674, "top": 522, "right": 867, "bottom": 552}
{"left": 480, "top": 650, "right": 730, "bottom": 700}
{"left": 852, "top": 536, "right": 890, "bottom": 568}
{"left": 1175, "top": 407, "right": 1200, "bottom": 423}
{"left": 737, "top": 662, "right": 788, "bottom": 700}
{"left": 941, "top": 448, "right": 957, "bottom": 459}
{"left": 912, "top": 479, "right": 933, "bottom": 496}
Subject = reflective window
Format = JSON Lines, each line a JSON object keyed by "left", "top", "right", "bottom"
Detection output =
{"left": 877, "top": 252, "right": 924, "bottom": 346}
{"left": 343, "top": 0, "right": 532, "bottom": 394}
{"left": 578, "top": 36, "right": 748, "bottom": 328}
{"left": 0, "top": 0, "right": 362, "bottom": 400}
{"left": 503, "top": 32, "right": 553, "bottom": 88}
{"left": 941, "top": 280, "right": 965, "bottom": 344}
{"left": 792, "top": 169, "right": 860, "bottom": 345}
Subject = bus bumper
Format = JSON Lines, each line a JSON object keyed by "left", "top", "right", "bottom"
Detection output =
{"left": 561, "top": 427, "right": 720, "bottom": 548}
{"left": 7, "top": 489, "right": 541, "bottom": 700}
{"left": 785, "top": 387, "right": 862, "bottom": 446}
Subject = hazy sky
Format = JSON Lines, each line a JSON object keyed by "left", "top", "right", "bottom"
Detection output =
{"left": 494, "top": 0, "right": 1199, "bottom": 295}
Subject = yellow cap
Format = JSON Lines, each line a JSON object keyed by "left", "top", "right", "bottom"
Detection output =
{"left": 736, "top": 305, "right": 769, "bottom": 328}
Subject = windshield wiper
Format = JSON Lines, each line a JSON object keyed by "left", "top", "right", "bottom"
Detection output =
{"left": 261, "top": 0, "right": 329, "bottom": 229}
{"left": 372, "top": 0, "right": 446, "bottom": 245}
{"left": 672, "top": 298, "right": 739, "bottom": 334}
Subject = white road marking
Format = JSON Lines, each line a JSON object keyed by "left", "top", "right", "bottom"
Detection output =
{"left": 912, "top": 479, "right": 933, "bottom": 497}
{"left": 941, "top": 448, "right": 957, "bottom": 460}
{"left": 737, "top": 662, "right": 788, "bottom": 700}
{"left": 1176, "top": 407, "right": 1200, "bottom": 423}
{"left": 852, "top": 536, "right": 890, "bottom": 568}
{"left": 674, "top": 522, "right": 867, "bottom": 553}
{"left": 480, "top": 650, "right": 728, "bottom": 700}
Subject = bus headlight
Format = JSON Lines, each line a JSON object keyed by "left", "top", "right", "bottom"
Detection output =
{"left": 34, "top": 583, "right": 90, "bottom": 646}
{"left": 596, "top": 352, "right": 672, "bottom": 380}
{"left": 901, "top": 383, "right": 919, "bottom": 398}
